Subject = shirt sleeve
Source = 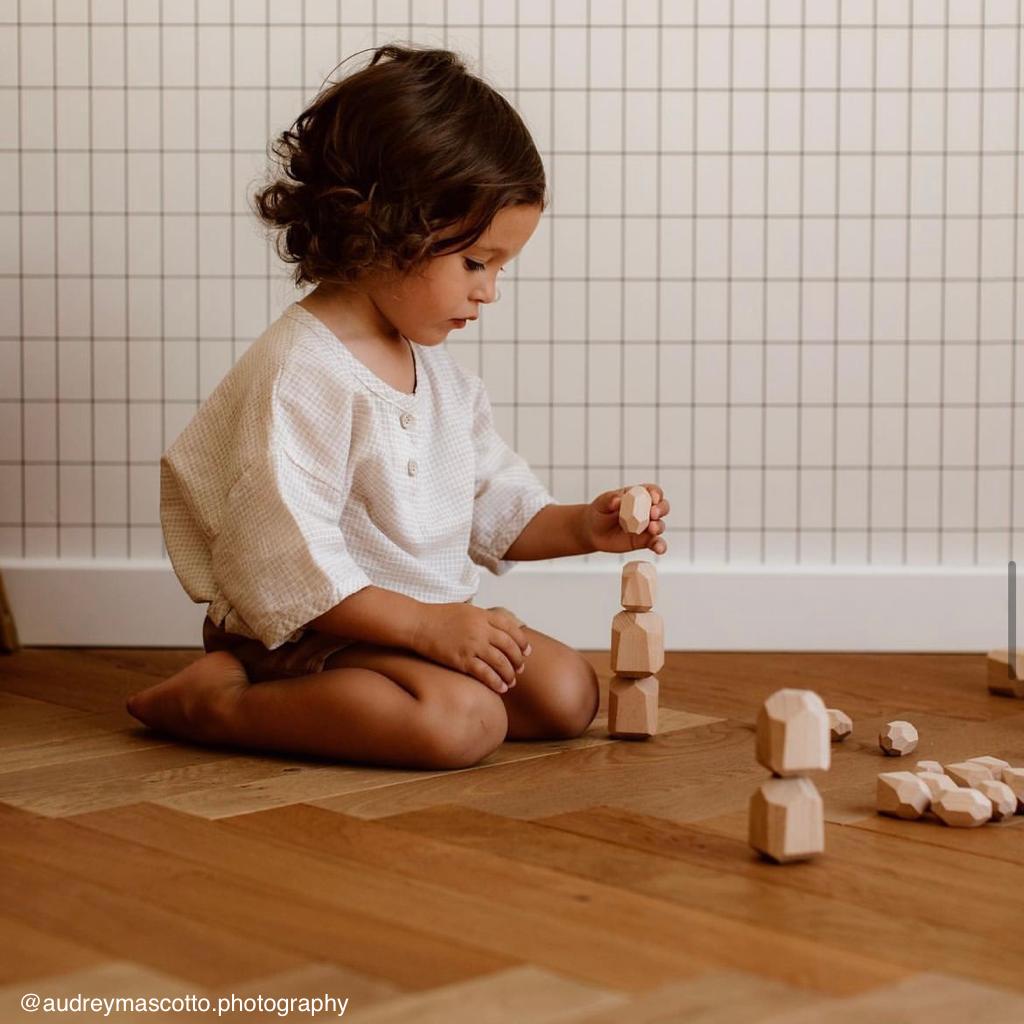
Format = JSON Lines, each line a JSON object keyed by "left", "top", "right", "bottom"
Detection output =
{"left": 209, "top": 355, "right": 373, "bottom": 651}
{"left": 468, "top": 376, "right": 556, "bottom": 575}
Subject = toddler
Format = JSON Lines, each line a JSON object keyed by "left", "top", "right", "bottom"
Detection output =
{"left": 126, "top": 44, "right": 670, "bottom": 770}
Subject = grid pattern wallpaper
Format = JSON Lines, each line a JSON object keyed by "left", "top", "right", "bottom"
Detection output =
{"left": 0, "top": 0, "right": 1021, "bottom": 570}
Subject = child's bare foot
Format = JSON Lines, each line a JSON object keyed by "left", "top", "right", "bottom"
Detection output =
{"left": 125, "top": 650, "right": 250, "bottom": 746}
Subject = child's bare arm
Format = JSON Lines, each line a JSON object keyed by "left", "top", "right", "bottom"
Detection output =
{"left": 306, "top": 585, "right": 426, "bottom": 649}
{"left": 501, "top": 503, "right": 595, "bottom": 561}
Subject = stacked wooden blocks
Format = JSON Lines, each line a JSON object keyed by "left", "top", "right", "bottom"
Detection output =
{"left": 608, "top": 560, "right": 663, "bottom": 739}
{"left": 749, "top": 689, "right": 831, "bottom": 863}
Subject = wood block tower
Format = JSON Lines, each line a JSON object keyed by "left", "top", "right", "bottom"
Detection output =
{"left": 749, "top": 688, "right": 830, "bottom": 863}
{"left": 608, "top": 560, "right": 662, "bottom": 739}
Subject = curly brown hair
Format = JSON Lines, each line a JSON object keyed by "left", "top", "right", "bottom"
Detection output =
{"left": 250, "top": 43, "right": 548, "bottom": 290}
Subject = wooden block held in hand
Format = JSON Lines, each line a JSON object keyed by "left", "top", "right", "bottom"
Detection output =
{"left": 621, "top": 560, "right": 657, "bottom": 611}
{"left": 755, "top": 689, "right": 831, "bottom": 777}
{"left": 944, "top": 761, "right": 994, "bottom": 789}
{"left": 618, "top": 485, "right": 652, "bottom": 534}
{"left": 608, "top": 674, "right": 659, "bottom": 739}
{"left": 877, "top": 771, "right": 931, "bottom": 819}
{"left": 879, "top": 720, "right": 919, "bottom": 757}
{"left": 975, "top": 779, "right": 1018, "bottom": 821}
{"left": 610, "top": 610, "right": 665, "bottom": 677}
{"left": 932, "top": 787, "right": 993, "bottom": 828}
{"left": 827, "top": 708, "right": 852, "bottom": 743}
{"left": 749, "top": 776, "right": 825, "bottom": 863}
{"left": 987, "top": 648, "right": 1024, "bottom": 698}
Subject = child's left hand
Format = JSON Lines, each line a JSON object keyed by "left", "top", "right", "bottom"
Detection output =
{"left": 581, "top": 483, "right": 670, "bottom": 556}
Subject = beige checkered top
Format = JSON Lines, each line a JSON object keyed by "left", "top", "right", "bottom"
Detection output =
{"left": 160, "top": 302, "right": 555, "bottom": 651}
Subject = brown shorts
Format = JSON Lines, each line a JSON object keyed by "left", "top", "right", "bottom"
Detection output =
{"left": 202, "top": 615, "right": 356, "bottom": 683}
{"left": 201, "top": 596, "right": 477, "bottom": 684}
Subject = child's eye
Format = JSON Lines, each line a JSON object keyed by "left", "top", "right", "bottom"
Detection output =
{"left": 464, "top": 258, "right": 486, "bottom": 272}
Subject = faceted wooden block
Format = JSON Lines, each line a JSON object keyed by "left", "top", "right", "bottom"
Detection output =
{"left": 944, "top": 761, "right": 994, "bottom": 788}
{"left": 987, "top": 649, "right": 1024, "bottom": 698}
{"left": 827, "top": 708, "right": 852, "bottom": 743}
{"left": 608, "top": 674, "right": 659, "bottom": 739}
{"left": 610, "top": 610, "right": 664, "bottom": 677}
{"left": 755, "top": 689, "right": 830, "bottom": 777}
{"left": 879, "top": 720, "right": 918, "bottom": 757}
{"left": 915, "top": 771, "right": 957, "bottom": 801}
{"left": 877, "top": 771, "right": 931, "bottom": 820}
{"left": 621, "top": 560, "right": 657, "bottom": 611}
{"left": 749, "top": 776, "right": 824, "bottom": 863}
{"left": 975, "top": 779, "right": 1017, "bottom": 822}
{"left": 966, "top": 755, "right": 1010, "bottom": 781}
{"left": 1001, "top": 767, "right": 1024, "bottom": 813}
{"left": 932, "top": 787, "right": 992, "bottom": 828}
{"left": 915, "top": 759, "right": 944, "bottom": 774}
{"left": 618, "top": 485, "right": 652, "bottom": 534}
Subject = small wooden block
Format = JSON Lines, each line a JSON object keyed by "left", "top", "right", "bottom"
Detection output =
{"left": 621, "top": 560, "right": 657, "bottom": 611}
{"left": 944, "top": 761, "right": 994, "bottom": 788}
{"left": 965, "top": 755, "right": 1010, "bottom": 781}
{"left": 755, "top": 689, "right": 830, "bottom": 777}
{"left": 749, "top": 776, "right": 825, "bottom": 863}
{"left": 1001, "top": 767, "right": 1024, "bottom": 813}
{"left": 879, "top": 720, "right": 918, "bottom": 757}
{"left": 826, "top": 708, "right": 852, "bottom": 743}
{"left": 975, "top": 779, "right": 1018, "bottom": 822}
{"left": 618, "top": 485, "right": 652, "bottom": 534}
{"left": 610, "top": 610, "right": 665, "bottom": 677}
{"left": 931, "top": 787, "right": 993, "bottom": 828}
{"left": 987, "top": 649, "right": 1024, "bottom": 698}
{"left": 608, "top": 674, "right": 659, "bottom": 739}
{"left": 915, "top": 759, "right": 944, "bottom": 774}
{"left": 877, "top": 771, "right": 931, "bottom": 819}
{"left": 915, "top": 771, "right": 957, "bottom": 801}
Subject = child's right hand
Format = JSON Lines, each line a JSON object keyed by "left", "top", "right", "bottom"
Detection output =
{"left": 411, "top": 603, "right": 532, "bottom": 694}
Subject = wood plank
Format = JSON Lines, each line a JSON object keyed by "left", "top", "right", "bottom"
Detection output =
{"left": 68, "top": 801, "right": 704, "bottom": 992}
{"left": 0, "top": 913, "right": 108, "bottom": 986}
{"left": 0, "top": 802, "right": 507, "bottom": 991}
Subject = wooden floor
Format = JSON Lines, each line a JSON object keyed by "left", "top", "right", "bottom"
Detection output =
{"left": 1, "top": 644, "right": 1023, "bottom": 1023}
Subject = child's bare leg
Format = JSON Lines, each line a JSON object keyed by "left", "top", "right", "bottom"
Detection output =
{"left": 125, "top": 646, "right": 508, "bottom": 771}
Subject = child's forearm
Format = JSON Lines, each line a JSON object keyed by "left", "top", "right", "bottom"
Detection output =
{"left": 502, "top": 503, "right": 595, "bottom": 561}
{"left": 306, "top": 585, "right": 426, "bottom": 649}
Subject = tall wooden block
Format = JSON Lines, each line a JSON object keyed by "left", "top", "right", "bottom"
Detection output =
{"left": 610, "top": 610, "right": 664, "bottom": 677}
{"left": 609, "top": 675, "right": 659, "bottom": 739}
{"left": 755, "top": 689, "right": 831, "bottom": 777}
{"left": 621, "top": 560, "right": 657, "bottom": 611}
{"left": 749, "top": 776, "right": 824, "bottom": 863}
{"left": 987, "top": 649, "right": 1024, "bottom": 698}
{"left": 618, "top": 485, "right": 652, "bottom": 534}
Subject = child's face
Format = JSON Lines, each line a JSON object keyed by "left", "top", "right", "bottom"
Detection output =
{"left": 374, "top": 203, "right": 542, "bottom": 345}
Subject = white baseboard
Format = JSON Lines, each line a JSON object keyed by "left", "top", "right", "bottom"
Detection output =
{"left": 0, "top": 558, "right": 1009, "bottom": 652}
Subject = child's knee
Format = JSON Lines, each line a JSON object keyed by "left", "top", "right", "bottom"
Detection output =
{"left": 415, "top": 685, "right": 508, "bottom": 769}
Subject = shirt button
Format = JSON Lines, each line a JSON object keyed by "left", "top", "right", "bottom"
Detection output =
{"left": 400, "top": 412, "right": 414, "bottom": 429}
{"left": 407, "top": 459, "right": 418, "bottom": 476}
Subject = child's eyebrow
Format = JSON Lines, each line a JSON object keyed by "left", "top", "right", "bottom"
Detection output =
{"left": 474, "top": 245, "right": 509, "bottom": 257}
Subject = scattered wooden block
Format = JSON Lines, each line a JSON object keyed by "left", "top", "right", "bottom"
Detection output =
{"left": 932, "top": 787, "right": 993, "bottom": 828}
{"left": 755, "top": 689, "right": 831, "bottom": 777}
{"left": 610, "top": 610, "right": 665, "bottom": 677}
{"left": 618, "top": 485, "right": 652, "bottom": 534}
{"left": 944, "top": 761, "right": 995, "bottom": 789}
{"left": 975, "top": 779, "right": 1018, "bottom": 822}
{"left": 879, "top": 720, "right": 918, "bottom": 757}
{"left": 965, "top": 755, "right": 1010, "bottom": 781}
{"left": 877, "top": 771, "right": 931, "bottom": 820}
{"left": 1002, "top": 766, "right": 1024, "bottom": 813}
{"left": 608, "top": 675, "right": 659, "bottom": 739}
{"left": 826, "top": 708, "right": 852, "bottom": 743}
{"left": 915, "top": 759, "right": 944, "bottom": 774}
{"left": 749, "top": 776, "right": 824, "bottom": 863}
{"left": 621, "top": 560, "right": 657, "bottom": 611}
{"left": 987, "top": 649, "right": 1024, "bottom": 698}
{"left": 915, "top": 771, "right": 957, "bottom": 801}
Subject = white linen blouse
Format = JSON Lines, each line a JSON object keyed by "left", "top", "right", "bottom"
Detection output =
{"left": 160, "top": 301, "right": 556, "bottom": 650}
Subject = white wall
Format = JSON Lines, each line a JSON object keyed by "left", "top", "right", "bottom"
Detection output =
{"left": 0, "top": 0, "right": 1020, "bottom": 648}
